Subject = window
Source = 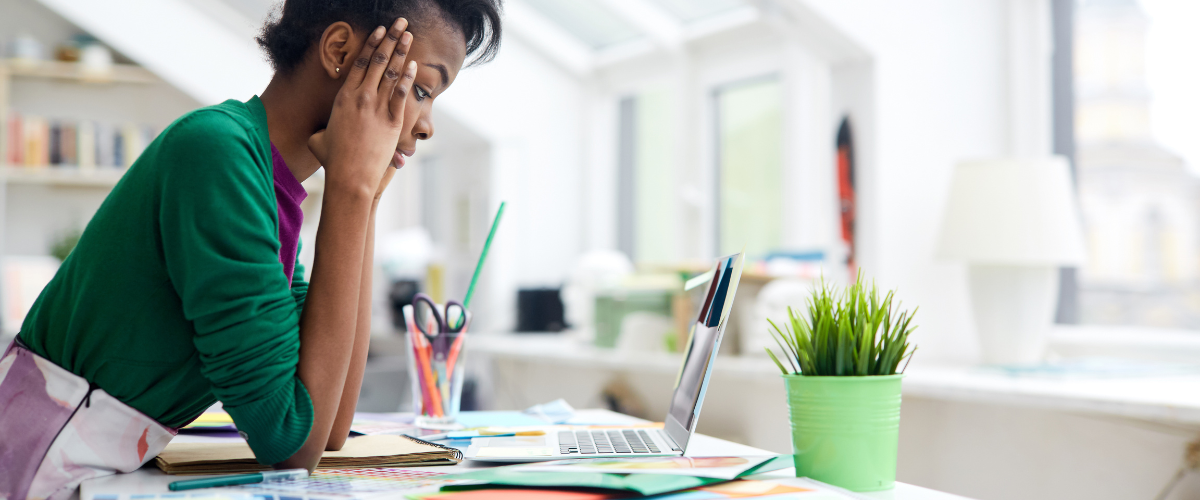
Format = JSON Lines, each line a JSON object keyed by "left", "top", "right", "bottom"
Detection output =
{"left": 1073, "top": 0, "right": 1200, "bottom": 329}
{"left": 617, "top": 88, "right": 678, "bottom": 263}
{"left": 714, "top": 77, "right": 783, "bottom": 257}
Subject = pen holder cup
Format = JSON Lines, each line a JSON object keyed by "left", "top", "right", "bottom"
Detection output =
{"left": 403, "top": 303, "right": 469, "bottom": 427}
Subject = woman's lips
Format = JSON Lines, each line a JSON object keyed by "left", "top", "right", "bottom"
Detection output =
{"left": 392, "top": 150, "right": 416, "bottom": 169}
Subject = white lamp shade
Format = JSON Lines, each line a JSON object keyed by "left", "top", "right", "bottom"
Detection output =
{"left": 936, "top": 157, "right": 1087, "bottom": 265}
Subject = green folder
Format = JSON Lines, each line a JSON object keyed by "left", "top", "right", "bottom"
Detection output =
{"left": 418, "top": 455, "right": 791, "bottom": 497}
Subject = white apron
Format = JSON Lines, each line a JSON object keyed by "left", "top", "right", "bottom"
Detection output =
{"left": 0, "top": 339, "right": 176, "bottom": 500}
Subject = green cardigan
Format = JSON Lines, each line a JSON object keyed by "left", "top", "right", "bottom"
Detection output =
{"left": 18, "top": 96, "right": 313, "bottom": 465}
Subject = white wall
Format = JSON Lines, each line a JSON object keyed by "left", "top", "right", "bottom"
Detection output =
{"left": 435, "top": 33, "right": 587, "bottom": 330}
{"left": 803, "top": 0, "right": 1017, "bottom": 363}
{"left": 35, "top": 0, "right": 272, "bottom": 105}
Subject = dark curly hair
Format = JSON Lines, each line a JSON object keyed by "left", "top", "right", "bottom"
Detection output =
{"left": 257, "top": 0, "right": 502, "bottom": 73}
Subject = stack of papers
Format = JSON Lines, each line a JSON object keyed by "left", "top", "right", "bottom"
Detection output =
{"left": 155, "top": 435, "right": 460, "bottom": 474}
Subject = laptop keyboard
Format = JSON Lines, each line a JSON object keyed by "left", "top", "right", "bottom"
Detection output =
{"left": 558, "top": 429, "right": 662, "bottom": 455}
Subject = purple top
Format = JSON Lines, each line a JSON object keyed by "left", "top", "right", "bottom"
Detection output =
{"left": 271, "top": 144, "right": 307, "bottom": 283}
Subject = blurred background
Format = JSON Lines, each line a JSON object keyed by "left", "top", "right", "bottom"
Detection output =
{"left": 2, "top": 0, "right": 1200, "bottom": 498}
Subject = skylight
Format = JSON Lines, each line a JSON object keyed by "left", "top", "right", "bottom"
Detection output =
{"left": 645, "top": 0, "right": 746, "bottom": 22}
{"left": 523, "top": 0, "right": 644, "bottom": 49}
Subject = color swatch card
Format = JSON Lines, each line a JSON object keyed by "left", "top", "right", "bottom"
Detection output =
{"left": 230, "top": 468, "right": 475, "bottom": 500}
{"left": 92, "top": 493, "right": 256, "bottom": 500}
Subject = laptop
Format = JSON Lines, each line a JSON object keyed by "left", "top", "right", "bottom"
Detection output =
{"left": 465, "top": 251, "right": 745, "bottom": 462}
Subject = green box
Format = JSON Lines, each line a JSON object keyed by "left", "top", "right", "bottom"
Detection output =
{"left": 593, "top": 290, "right": 672, "bottom": 348}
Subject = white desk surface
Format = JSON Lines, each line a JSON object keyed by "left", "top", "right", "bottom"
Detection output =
{"left": 81, "top": 409, "right": 970, "bottom": 500}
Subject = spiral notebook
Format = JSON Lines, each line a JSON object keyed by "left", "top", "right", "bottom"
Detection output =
{"left": 155, "top": 435, "right": 461, "bottom": 474}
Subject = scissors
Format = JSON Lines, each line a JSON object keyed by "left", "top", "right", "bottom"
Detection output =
{"left": 411, "top": 293, "right": 468, "bottom": 361}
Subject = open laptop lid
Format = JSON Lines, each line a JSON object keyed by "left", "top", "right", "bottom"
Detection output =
{"left": 663, "top": 252, "right": 745, "bottom": 453}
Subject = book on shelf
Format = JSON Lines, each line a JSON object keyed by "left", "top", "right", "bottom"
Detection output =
{"left": 4, "top": 112, "right": 156, "bottom": 170}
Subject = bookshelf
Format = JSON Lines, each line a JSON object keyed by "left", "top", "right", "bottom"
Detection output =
{"left": 5, "top": 60, "right": 159, "bottom": 85}
{"left": 0, "top": 51, "right": 199, "bottom": 331}
{"left": 0, "top": 54, "right": 200, "bottom": 264}
{"left": 2, "top": 165, "right": 125, "bottom": 188}
{"left": 0, "top": 60, "right": 164, "bottom": 188}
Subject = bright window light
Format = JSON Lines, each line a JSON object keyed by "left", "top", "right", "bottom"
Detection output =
{"left": 644, "top": 0, "right": 745, "bottom": 22}
{"left": 616, "top": 89, "right": 678, "bottom": 264}
{"left": 1074, "top": 0, "right": 1200, "bottom": 329}
{"left": 715, "top": 77, "right": 783, "bottom": 258}
{"left": 523, "top": 0, "right": 644, "bottom": 49}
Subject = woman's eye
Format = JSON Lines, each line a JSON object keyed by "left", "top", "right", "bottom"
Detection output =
{"left": 414, "top": 86, "right": 430, "bottom": 101}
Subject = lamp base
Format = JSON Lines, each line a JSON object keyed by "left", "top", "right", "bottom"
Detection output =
{"left": 967, "top": 265, "right": 1058, "bottom": 364}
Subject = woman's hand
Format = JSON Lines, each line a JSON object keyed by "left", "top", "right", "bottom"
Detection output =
{"left": 278, "top": 17, "right": 415, "bottom": 471}
{"left": 309, "top": 18, "right": 415, "bottom": 198}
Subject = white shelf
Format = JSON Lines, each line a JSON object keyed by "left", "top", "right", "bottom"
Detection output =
{"left": 2, "top": 60, "right": 158, "bottom": 85}
{"left": 2, "top": 166, "right": 125, "bottom": 188}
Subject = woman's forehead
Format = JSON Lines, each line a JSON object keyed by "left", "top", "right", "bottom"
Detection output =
{"left": 410, "top": 25, "right": 466, "bottom": 88}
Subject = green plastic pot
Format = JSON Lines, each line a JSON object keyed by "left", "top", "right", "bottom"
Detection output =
{"left": 783, "top": 374, "right": 903, "bottom": 492}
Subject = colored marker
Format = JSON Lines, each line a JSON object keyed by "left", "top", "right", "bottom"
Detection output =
{"left": 168, "top": 469, "right": 308, "bottom": 491}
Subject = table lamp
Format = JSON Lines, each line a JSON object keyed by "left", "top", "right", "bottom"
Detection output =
{"left": 936, "top": 157, "right": 1087, "bottom": 364}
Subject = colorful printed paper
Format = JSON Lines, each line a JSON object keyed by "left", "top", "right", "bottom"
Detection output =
{"left": 640, "top": 478, "right": 867, "bottom": 500}
{"left": 642, "top": 479, "right": 814, "bottom": 499}
{"left": 180, "top": 412, "right": 236, "bottom": 433}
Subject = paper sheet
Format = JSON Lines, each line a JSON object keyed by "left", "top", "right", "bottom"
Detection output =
{"left": 454, "top": 411, "right": 549, "bottom": 428}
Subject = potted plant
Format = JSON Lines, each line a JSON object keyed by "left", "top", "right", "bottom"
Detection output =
{"left": 764, "top": 275, "right": 917, "bottom": 492}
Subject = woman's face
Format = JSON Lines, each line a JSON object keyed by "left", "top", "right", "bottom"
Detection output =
{"left": 390, "top": 19, "right": 467, "bottom": 168}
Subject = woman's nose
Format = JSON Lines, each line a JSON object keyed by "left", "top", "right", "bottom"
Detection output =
{"left": 414, "top": 115, "right": 433, "bottom": 140}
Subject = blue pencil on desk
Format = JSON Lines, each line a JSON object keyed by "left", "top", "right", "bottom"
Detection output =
{"left": 168, "top": 469, "right": 308, "bottom": 491}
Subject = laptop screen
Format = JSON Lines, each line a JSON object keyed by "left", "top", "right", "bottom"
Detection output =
{"left": 664, "top": 252, "right": 744, "bottom": 452}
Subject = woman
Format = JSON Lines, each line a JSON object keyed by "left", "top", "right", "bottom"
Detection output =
{"left": 0, "top": 0, "right": 501, "bottom": 496}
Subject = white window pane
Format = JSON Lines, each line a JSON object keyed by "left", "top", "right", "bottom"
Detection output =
{"left": 1075, "top": 0, "right": 1200, "bottom": 328}
{"left": 717, "top": 78, "right": 783, "bottom": 258}
{"left": 635, "top": 89, "right": 677, "bottom": 263}
{"left": 616, "top": 89, "right": 678, "bottom": 263}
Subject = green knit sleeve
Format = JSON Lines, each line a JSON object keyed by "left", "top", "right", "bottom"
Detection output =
{"left": 292, "top": 240, "right": 308, "bottom": 311}
{"left": 157, "top": 110, "right": 313, "bottom": 465}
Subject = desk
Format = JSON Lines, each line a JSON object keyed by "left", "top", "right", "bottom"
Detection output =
{"left": 80, "top": 410, "right": 970, "bottom": 500}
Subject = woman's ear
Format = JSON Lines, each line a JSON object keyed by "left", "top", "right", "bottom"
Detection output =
{"left": 318, "top": 21, "right": 356, "bottom": 79}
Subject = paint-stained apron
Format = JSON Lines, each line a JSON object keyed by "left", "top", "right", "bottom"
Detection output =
{"left": 0, "top": 338, "right": 176, "bottom": 500}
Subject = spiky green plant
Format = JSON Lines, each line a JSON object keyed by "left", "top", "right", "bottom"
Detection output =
{"left": 765, "top": 273, "right": 917, "bottom": 376}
